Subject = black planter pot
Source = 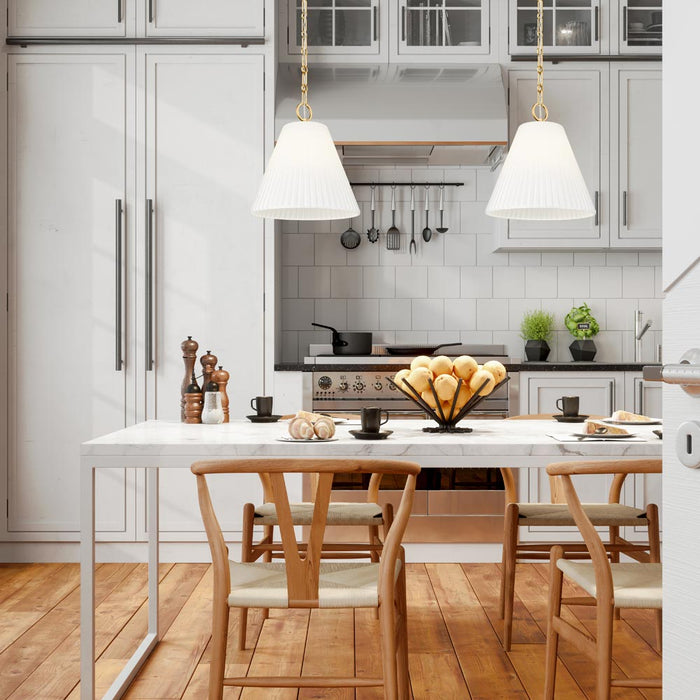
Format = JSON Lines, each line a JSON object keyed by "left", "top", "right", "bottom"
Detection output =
{"left": 569, "top": 339, "right": 597, "bottom": 362}
{"left": 524, "top": 340, "right": 551, "bottom": 362}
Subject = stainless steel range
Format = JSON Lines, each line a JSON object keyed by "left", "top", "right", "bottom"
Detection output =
{"left": 307, "top": 344, "right": 512, "bottom": 417}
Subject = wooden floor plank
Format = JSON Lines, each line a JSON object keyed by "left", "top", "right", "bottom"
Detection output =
{"left": 354, "top": 608, "right": 385, "bottom": 700}
{"left": 508, "top": 643, "right": 587, "bottom": 700}
{"left": 405, "top": 564, "right": 453, "bottom": 654}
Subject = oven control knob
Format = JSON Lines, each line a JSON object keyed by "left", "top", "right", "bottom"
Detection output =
{"left": 353, "top": 381, "right": 366, "bottom": 392}
{"left": 317, "top": 375, "right": 332, "bottom": 390}
{"left": 388, "top": 382, "right": 397, "bottom": 391}
{"left": 374, "top": 381, "right": 383, "bottom": 391}
{"left": 338, "top": 381, "right": 348, "bottom": 392}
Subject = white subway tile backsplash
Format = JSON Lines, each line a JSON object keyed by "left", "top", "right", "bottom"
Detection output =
{"left": 298, "top": 266, "right": 330, "bottom": 298}
{"left": 509, "top": 252, "right": 541, "bottom": 266}
{"left": 557, "top": 266, "right": 590, "bottom": 299}
{"left": 380, "top": 299, "right": 412, "bottom": 329}
{"left": 282, "top": 233, "right": 314, "bottom": 266}
{"left": 347, "top": 299, "right": 380, "bottom": 331}
{"left": 282, "top": 299, "right": 315, "bottom": 329}
{"left": 450, "top": 169, "right": 477, "bottom": 202}
{"left": 444, "top": 233, "right": 477, "bottom": 266}
{"left": 525, "top": 266, "right": 558, "bottom": 298}
{"left": 574, "top": 252, "right": 607, "bottom": 267}
{"left": 445, "top": 298, "right": 477, "bottom": 331}
{"left": 493, "top": 266, "right": 525, "bottom": 299}
{"left": 542, "top": 252, "right": 574, "bottom": 266}
{"left": 639, "top": 252, "right": 662, "bottom": 266}
{"left": 461, "top": 266, "right": 493, "bottom": 298}
{"left": 315, "top": 234, "right": 348, "bottom": 266}
{"left": 281, "top": 266, "right": 299, "bottom": 299}
{"left": 331, "top": 267, "right": 363, "bottom": 298}
{"left": 607, "top": 251, "right": 639, "bottom": 266}
{"left": 476, "top": 169, "right": 498, "bottom": 202}
{"left": 476, "top": 299, "right": 509, "bottom": 330}
{"left": 622, "top": 267, "right": 655, "bottom": 298}
{"left": 590, "top": 267, "right": 622, "bottom": 299}
{"left": 396, "top": 266, "right": 428, "bottom": 298}
{"left": 476, "top": 232, "right": 508, "bottom": 266}
{"left": 395, "top": 330, "right": 428, "bottom": 344}
{"left": 428, "top": 266, "right": 460, "bottom": 298}
{"left": 462, "top": 204, "right": 496, "bottom": 235}
{"left": 412, "top": 299, "right": 445, "bottom": 331}
{"left": 314, "top": 299, "right": 347, "bottom": 327}
{"left": 605, "top": 298, "right": 637, "bottom": 331}
{"left": 417, "top": 235, "right": 446, "bottom": 267}
{"left": 363, "top": 266, "right": 396, "bottom": 298}
{"left": 346, "top": 237, "right": 380, "bottom": 266}
{"left": 509, "top": 298, "right": 541, "bottom": 332}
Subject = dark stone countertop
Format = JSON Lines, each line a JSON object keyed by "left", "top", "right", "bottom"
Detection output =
{"left": 274, "top": 362, "right": 659, "bottom": 373}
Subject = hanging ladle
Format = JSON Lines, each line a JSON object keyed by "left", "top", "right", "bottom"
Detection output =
{"left": 409, "top": 185, "right": 417, "bottom": 255}
{"left": 367, "top": 184, "right": 379, "bottom": 243}
{"left": 436, "top": 184, "right": 449, "bottom": 233}
{"left": 422, "top": 185, "right": 432, "bottom": 242}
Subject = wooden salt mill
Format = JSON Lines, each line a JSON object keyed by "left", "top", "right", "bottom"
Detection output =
{"left": 211, "top": 366, "right": 230, "bottom": 423}
{"left": 183, "top": 372, "right": 203, "bottom": 424}
{"left": 200, "top": 350, "right": 217, "bottom": 398}
{"left": 180, "top": 336, "right": 198, "bottom": 421}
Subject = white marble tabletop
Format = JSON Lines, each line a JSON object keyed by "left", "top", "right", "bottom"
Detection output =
{"left": 81, "top": 419, "right": 662, "bottom": 466}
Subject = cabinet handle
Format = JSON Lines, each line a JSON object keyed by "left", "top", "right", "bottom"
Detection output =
{"left": 402, "top": 6, "right": 406, "bottom": 42}
{"left": 149, "top": 0, "right": 154, "bottom": 24}
{"left": 637, "top": 379, "right": 644, "bottom": 415}
{"left": 594, "top": 190, "right": 599, "bottom": 226}
{"left": 146, "top": 199, "right": 154, "bottom": 371}
{"left": 115, "top": 199, "right": 124, "bottom": 372}
{"left": 117, "top": 0, "right": 122, "bottom": 23}
{"left": 623, "top": 190, "right": 628, "bottom": 228}
{"left": 373, "top": 5, "right": 378, "bottom": 42}
{"left": 594, "top": 5, "right": 599, "bottom": 42}
{"left": 623, "top": 6, "right": 628, "bottom": 42}
{"left": 609, "top": 381, "right": 615, "bottom": 414}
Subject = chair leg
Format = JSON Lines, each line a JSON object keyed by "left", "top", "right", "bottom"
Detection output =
{"left": 609, "top": 526, "right": 621, "bottom": 621}
{"left": 369, "top": 524, "right": 380, "bottom": 563}
{"left": 646, "top": 504, "right": 662, "bottom": 650}
{"left": 502, "top": 503, "right": 519, "bottom": 651}
{"left": 238, "top": 503, "right": 255, "bottom": 651}
{"left": 595, "top": 600, "right": 615, "bottom": 700}
{"left": 395, "top": 562, "right": 410, "bottom": 700}
{"left": 544, "top": 546, "right": 564, "bottom": 700}
{"left": 210, "top": 599, "right": 229, "bottom": 700}
{"left": 261, "top": 524, "right": 273, "bottom": 622}
{"left": 379, "top": 597, "right": 399, "bottom": 700}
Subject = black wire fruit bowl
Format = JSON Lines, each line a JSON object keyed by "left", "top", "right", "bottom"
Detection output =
{"left": 386, "top": 374, "right": 511, "bottom": 433}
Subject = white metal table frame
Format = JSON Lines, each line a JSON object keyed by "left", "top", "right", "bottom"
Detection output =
{"left": 80, "top": 435, "right": 661, "bottom": 699}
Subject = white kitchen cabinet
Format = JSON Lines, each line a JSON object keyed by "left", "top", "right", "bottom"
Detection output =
{"left": 6, "top": 52, "right": 135, "bottom": 539}
{"left": 610, "top": 67, "right": 661, "bottom": 248}
{"left": 8, "top": 0, "right": 129, "bottom": 37}
{"left": 617, "top": 0, "right": 662, "bottom": 55}
{"left": 144, "top": 0, "right": 264, "bottom": 37}
{"left": 494, "top": 68, "right": 608, "bottom": 250}
{"left": 141, "top": 52, "right": 265, "bottom": 538}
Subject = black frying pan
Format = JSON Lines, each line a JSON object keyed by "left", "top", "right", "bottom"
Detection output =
{"left": 385, "top": 342, "right": 462, "bottom": 356}
{"left": 311, "top": 323, "right": 373, "bottom": 356}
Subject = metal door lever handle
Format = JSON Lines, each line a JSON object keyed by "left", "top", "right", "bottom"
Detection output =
{"left": 644, "top": 349, "right": 700, "bottom": 396}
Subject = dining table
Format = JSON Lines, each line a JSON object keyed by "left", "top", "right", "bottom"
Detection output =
{"left": 79, "top": 417, "right": 662, "bottom": 699}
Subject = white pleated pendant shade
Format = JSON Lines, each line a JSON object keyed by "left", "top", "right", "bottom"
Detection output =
{"left": 486, "top": 121, "right": 595, "bottom": 220}
{"left": 252, "top": 120, "right": 360, "bottom": 221}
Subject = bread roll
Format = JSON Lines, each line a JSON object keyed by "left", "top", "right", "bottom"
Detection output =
{"left": 434, "top": 373, "right": 458, "bottom": 401}
{"left": 313, "top": 416, "right": 336, "bottom": 440}
{"left": 453, "top": 355, "right": 478, "bottom": 381}
{"left": 482, "top": 360, "right": 506, "bottom": 384}
{"left": 288, "top": 416, "right": 315, "bottom": 440}
{"left": 408, "top": 367, "right": 432, "bottom": 393}
{"left": 468, "top": 368, "right": 496, "bottom": 396}
{"left": 429, "top": 355, "right": 453, "bottom": 377}
{"left": 410, "top": 355, "right": 432, "bottom": 371}
{"left": 421, "top": 389, "right": 438, "bottom": 409}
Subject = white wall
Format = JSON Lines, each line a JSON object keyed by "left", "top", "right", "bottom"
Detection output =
{"left": 279, "top": 164, "right": 663, "bottom": 363}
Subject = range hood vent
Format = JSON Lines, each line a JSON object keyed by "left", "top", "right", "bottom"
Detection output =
{"left": 275, "top": 63, "right": 508, "bottom": 167}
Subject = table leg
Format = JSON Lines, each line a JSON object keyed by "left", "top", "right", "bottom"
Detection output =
{"left": 80, "top": 462, "right": 96, "bottom": 700}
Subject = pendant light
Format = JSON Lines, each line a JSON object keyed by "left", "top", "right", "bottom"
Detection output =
{"left": 252, "top": 0, "right": 359, "bottom": 221}
{"left": 486, "top": 0, "right": 595, "bottom": 221}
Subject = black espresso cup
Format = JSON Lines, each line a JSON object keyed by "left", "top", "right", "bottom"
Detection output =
{"left": 250, "top": 396, "right": 273, "bottom": 417}
{"left": 361, "top": 407, "right": 390, "bottom": 433}
{"left": 556, "top": 396, "right": 580, "bottom": 417}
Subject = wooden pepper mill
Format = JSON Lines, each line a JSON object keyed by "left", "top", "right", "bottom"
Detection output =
{"left": 183, "top": 372, "right": 203, "bottom": 424}
{"left": 180, "top": 336, "right": 199, "bottom": 421}
{"left": 200, "top": 350, "right": 217, "bottom": 399}
{"left": 211, "top": 365, "right": 230, "bottom": 423}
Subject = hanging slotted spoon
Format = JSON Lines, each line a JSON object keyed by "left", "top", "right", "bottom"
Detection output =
{"left": 436, "top": 184, "right": 448, "bottom": 233}
{"left": 386, "top": 184, "right": 401, "bottom": 250}
{"left": 367, "top": 184, "right": 379, "bottom": 243}
{"left": 422, "top": 185, "right": 433, "bottom": 242}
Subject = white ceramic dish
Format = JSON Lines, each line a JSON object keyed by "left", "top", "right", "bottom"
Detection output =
{"left": 572, "top": 432, "right": 636, "bottom": 440}
{"left": 602, "top": 418, "right": 662, "bottom": 426}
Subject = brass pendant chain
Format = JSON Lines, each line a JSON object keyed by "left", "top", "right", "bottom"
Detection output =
{"left": 296, "top": 0, "right": 312, "bottom": 121}
{"left": 531, "top": 0, "right": 549, "bottom": 121}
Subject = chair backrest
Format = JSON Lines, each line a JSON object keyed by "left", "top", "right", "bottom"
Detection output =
{"left": 259, "top": 471, "right": 384, "bottom": 505}
{"left": 546, "top": 459, "right": 662, "bottom": 602}
{"left": 192, "top": 458, "right": 420, "bottom": 608}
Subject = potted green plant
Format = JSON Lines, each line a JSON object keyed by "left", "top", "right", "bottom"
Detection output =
{"left": 564, "top": 303, "right": 600, "bottom": 361}
{"left": 520, "top": 310, "right": 555, "bottom": 362}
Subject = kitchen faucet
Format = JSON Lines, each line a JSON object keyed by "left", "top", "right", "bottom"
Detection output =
{"left": 635, "top": 309, "right": 653, "bottom": 363}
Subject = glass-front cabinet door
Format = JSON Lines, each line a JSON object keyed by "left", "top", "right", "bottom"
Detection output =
{"left": 619, "top": 1, "right": 662, "bottom": 54}
{"left": 510, "top": 0, "right": 601, "bottom": 55}
{"left": 287, "top": 0, "right": 380, "bottom": 55}
{"left": 398, "top": 0, "right": 490, "bottom": 55}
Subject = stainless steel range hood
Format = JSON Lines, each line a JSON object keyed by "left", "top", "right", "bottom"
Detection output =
{"left": 275, "top": 63, "right": 508, "bottom": 167}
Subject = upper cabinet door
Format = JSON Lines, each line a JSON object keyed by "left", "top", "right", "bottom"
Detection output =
{"left": 145, "top": 0, "right": 264, "bottom": 36}
{"left": 509, "top": 0, "right": 601, "bottom": 55}
{"left": 611, "top": 68, "right": 661, "bottom": 247}
{"left": 8, "top": 0, "right": 128, "bottom": 36}
{"left": 618, "top": 0, "right": 662, "bottom": 55}
{"left": 397, "top": 0, "right": 491, "bottom": 56}
{"left": 495, "top": 69, "right": 608, "bottom": 250}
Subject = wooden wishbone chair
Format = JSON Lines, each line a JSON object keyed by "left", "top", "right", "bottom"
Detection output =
{"left": 192, "top": 458, "right": 419, "bottom": 700}
{"left": 544, "top": 459, "right": 662, "bottom": 699}
{"left": 499, "top": 415, "right": 661, "bottom": 651}
{"left": 237, "top": 471, "right": 394, "bottom": 649}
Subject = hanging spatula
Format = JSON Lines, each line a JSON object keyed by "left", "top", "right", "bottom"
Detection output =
{"left": 386, "top": 184, "right": 401, "bottom": 250}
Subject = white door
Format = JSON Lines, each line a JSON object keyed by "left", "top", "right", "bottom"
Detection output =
{"left": 142, "top": 51, "right": 265, "bottom": 536}
{"left": 662, "top": 4, "right": 700, "bottom": 690}
{"left": 145, "top": 0, "right": 264, "bottom": 36}
{"left": 498, "top": 69, "right": 608, "bottom": 249}
{"left": 8, "top": 0, "right": 129, "bottom": 36}
{"left": 612, "top": 67, "right": 662, "bottom": 247}
{"left": 7, "top": 52, "right": 133, "bottom": 536}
